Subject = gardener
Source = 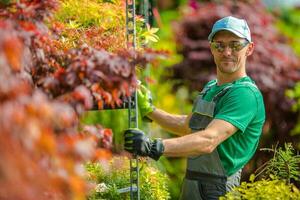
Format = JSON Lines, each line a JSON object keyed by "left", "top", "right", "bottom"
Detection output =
{"left": 124, "top": 16, "right": 265, "bottom": 200}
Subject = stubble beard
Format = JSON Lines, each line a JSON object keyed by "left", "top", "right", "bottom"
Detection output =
{"left": 217, "top": 62, "right": 240, "bottom": 74}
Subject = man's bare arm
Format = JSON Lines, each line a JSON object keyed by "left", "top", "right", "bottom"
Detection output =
{"left": 162, "top": 119, "right": 238, "bottom": 157}
{"left": 147, "top": 108, "right": 192, "bottom": 136}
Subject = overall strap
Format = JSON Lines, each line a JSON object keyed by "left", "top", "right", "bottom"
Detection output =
{"left": 212, "top": 85, "right": 233, "bottom": 103}
{"left": 191, "top": 81, "right": 217, "bottom": 109}
{"left": 200, "top": 81, "right": 217, "bottom": 97}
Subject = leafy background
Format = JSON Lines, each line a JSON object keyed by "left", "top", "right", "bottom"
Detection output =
{"left": 1, "top": 0, "right": 300, "bottom": 199}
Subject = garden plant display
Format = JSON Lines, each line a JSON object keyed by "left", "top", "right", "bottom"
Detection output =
{"left": 2, "top": 0, "right": 300, "bottom": 199}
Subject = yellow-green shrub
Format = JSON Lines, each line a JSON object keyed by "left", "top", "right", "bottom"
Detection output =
{"left": 52, "top": 0, "right": 126, "bottom": 51}
{"left": 86, "top": 156, "right": 170, "bottom": 200}
{"left": 221, "top": 179, "right": 300, "bottom": 200}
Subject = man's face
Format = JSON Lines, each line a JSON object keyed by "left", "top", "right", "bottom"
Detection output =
{"left": 210, "top": 31, "right": 254, "bottom": 75}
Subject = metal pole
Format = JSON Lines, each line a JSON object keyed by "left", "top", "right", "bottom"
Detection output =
{"left": 125, "top": 1, "right": 140, "bottom": 199}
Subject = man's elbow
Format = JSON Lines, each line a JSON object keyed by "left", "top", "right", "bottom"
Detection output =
{"left": 196, "top": 137, "right": 217, "bottom": 154}
{"left": 202, "top": 143, "right": 216, "bottom": 154}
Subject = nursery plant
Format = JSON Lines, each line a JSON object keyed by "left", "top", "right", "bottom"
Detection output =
{"left": 221, "top": 143, "right": 300, "bottom": 199}
{"left": 0, "top": 0, "right": 165, "bottom": 199}
{"left": 86, "top": 156, "right": 170, "bottom": 200}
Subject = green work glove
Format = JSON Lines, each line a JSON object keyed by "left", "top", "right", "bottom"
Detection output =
{"left": 137, "top": 85, "right": 155, "bottom": 122}
{"left": 124, "top": 129, "right": 164, "bottom": 161}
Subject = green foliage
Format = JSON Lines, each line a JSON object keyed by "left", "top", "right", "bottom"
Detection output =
{"left": 156, "top": 156, "right": 186, "bottom": 199}
{"left": 286, "top": 83, "right": 300, "bottom": 136}
{"left": 85, "top": 157, "right": 170, "bottom": 200}
{"left": 133, "top": 16, "right": 160, "bottom": 47}
{"left": 277, "top": 8, "right": 300, "bottom": 144}
{"left": 55, "top": 0, "right": 125, "bottom": 29}
{"left": 53, "top": 0, "right": 159, "bottom": 51}
{"left": 51, "top": 0, "right": 126, "bottom": 51}
{"left": 222, "top": 143, "right": 300, "bottom": 200}
{"left": 255, "top": 143, "right": 300, "bottom": 183}
{"left": 81, "top": 110, "right": 128, "bottom": 152}
{"left": 0, "top": 0, "right": 11, "bottom": 5}
{"left": 146, "top": 9, "right": 189, "bottom": 200}
{"left": 140, "top": 24, "right": 160, "bottom": 44}
{"left": 220, "top": 179, "right": 300, "bottom": 200}
{"left": 277, "top": 8, "right": 300, "bottom": 56}
{"left": 140, "top": 163, "right": 170, "bottom": 200}
{"left": 286, "top": 82, "right": 300, "bottom": 112}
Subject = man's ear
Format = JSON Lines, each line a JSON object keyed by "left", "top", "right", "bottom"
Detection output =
{"left": 209, "top": 42, "right": 214, "bottom": 54}
{"left": 246, "top": 42, "right": 254, "bottom": 56}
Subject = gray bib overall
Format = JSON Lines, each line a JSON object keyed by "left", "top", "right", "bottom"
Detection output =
{"left": 180, "top": 83, "right": 243, "bottom": 200}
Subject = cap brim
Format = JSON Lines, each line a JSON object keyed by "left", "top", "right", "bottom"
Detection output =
{"left": 208, "top": 28, "right": 248, "bottom": 41}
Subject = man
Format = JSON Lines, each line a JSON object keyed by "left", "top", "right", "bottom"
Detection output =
{"left": 124, "top": 16, "right": 265, "bottom": 200}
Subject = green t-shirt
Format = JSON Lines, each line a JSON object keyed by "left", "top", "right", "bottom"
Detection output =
{"left": 202, "top": 76, "right": 265, "bottom": 176}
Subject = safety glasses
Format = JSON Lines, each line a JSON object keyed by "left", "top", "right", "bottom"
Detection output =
{"left": 210, "top": 40, "right": 249, "bottom": 53}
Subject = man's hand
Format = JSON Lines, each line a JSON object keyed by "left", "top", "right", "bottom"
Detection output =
{"left": 137, "top": 85, "right": 155, "bottom": 121}
{"left": 124, "top": 129, "right": 164, "bottom": 160}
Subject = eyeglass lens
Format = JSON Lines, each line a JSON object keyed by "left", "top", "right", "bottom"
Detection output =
{"left": 211, "top": 41, "right": 249, "bottom": 52}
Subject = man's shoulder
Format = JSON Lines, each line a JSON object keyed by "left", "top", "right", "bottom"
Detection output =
{"left": 217, "top": 78, "right": 263, "bottom": 107}
{"left": 205, "top": 79, "right": 217, "bottom": 88}
{"left": 224, "top": 84, "right": 263, "bottom": 104}
{"left": 198, "top": 79, "right": 217, "bottom": 94}
{"left": 231, "top": 77, "right": 262, "bottom": 96}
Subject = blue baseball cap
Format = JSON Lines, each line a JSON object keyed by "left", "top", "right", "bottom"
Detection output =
{"left": 208, "top": 16, "right": 251, "bottom": 42}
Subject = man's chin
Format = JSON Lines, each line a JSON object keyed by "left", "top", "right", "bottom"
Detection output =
{"left": 218, "top": 66, "right": 237, "bottom": 74}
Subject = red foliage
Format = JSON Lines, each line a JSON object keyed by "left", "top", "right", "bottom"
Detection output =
{"left": 0, "top": 0, "right": 164, "bottom": 111}
{"left": 0, "top": 0, "right": 166, "bottom": 199}
{"left": 0, "top": 0, "right": 165, "bottom": 198}
{"left": 0, "top": 0, "right": 58, "bottom": 22}
{"left": 0, "top": 52, "right": 97, "bottom": 200}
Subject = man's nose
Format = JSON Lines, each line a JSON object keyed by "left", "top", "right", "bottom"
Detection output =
{"left": 223, "top": 46, "right": 233, "bottom": 56}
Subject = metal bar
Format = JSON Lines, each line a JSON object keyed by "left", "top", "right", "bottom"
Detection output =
{"left": 139, "top": 0, "right": 149, "bottom": 25}
{"left": 126, "top": 0, "right": 137, "bottom": 49}
{"left": 127, "top": 91, "right": 140, "bottom": 200}
{"left": 117, "top": 186, "right": 137, "bottom": 193}
{"left": 126, "top": 1, "right": 140, "bottom": 200}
